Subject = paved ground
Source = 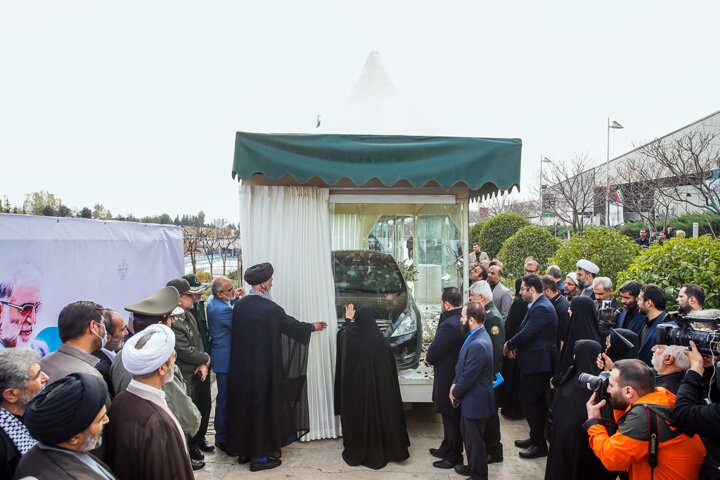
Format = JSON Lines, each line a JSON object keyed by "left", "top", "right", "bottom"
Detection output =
{"left": 196, "top": 404, "right": 546, "bottom": 479}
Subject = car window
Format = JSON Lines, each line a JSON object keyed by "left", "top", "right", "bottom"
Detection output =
{"left": 332, "top": 251, "right": 404, "bottom": 294}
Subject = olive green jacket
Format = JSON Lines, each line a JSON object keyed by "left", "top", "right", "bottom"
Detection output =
{"left": 171, "top": 311, "right": 210, "bottom": 388}
{"left": 484, "top": 301, "right": 506, "bottom": 375}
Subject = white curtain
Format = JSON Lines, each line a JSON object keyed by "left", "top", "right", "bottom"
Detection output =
{"left": 238, "top": 185, "right": 339, "bottom": 440}
{"left": 330, "top": 213, "right": 381, "bottom": 250}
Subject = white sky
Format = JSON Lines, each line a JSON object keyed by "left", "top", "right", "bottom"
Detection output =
{"left": 2, "top": 1, "right": 719, "bottom": 222}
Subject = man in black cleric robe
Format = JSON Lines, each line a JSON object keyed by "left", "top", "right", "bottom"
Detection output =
{"left": 334, "top": 305, "right": 410, "bottom": 469}
{"left": 225, "top": 263, "right": 327, "bottom": 472}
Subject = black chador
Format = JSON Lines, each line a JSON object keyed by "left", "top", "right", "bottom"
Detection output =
{"left": 498, "top": 288, "right": 527, "bottom": 418}
{"left": 335, "top": 306, "right": 410, "bottom": 469}
{"left": 545, "top": 340, "right": 615, "bottom": 480}
{"left": 554, "top": 295, "right": 601, "bottom": 384}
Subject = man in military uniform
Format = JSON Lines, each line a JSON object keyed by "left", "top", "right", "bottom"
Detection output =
{"left": 469, "top": 280, "right": 505, "bottom": 465}
{"left": 166, "top": 277, "right": 213, "bottom": 464}
{"left": 109, "top": 286, "right": 204, "bottom": 470}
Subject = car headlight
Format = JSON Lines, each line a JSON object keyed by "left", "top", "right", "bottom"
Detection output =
{"left": 391, "top": 311, "right": 417, "bottom": 338}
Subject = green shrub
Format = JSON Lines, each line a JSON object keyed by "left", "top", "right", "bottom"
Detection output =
{"left": 616, "top": 236, "right": 720, "bottom": 310}
{"left": 469, "top": 220, "right": 487, "bottom": 249}
{"left": 548, "top": 227, "right": 641, "bottom": 286}
{"left": 543, "top": 224, "right": 573, "bottom": 239}
{"left": 478, "top": 213, "right": 530, "bottom": 259}
{"left": 498, "top": 226, "right": 561, "bottom": 279}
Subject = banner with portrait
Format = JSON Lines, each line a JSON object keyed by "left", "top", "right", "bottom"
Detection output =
{"left": 0, "top": 214, "right": 184, "bottom": 355}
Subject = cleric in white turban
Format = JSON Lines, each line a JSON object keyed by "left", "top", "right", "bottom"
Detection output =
{"left": 104, "top": 324, "right": 196, "bottom": 480}
{"left": 576, "top": 259, "right": 600, "bottom": 299}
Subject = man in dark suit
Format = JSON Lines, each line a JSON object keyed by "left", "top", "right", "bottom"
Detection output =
{"left": 616, "top": 281, "right": 646, "bottom": 335}
{"left": 541, "top": 275, "right": 569, "bottom": 353}
{"left": 450, "top": 301, "right": 495, "bottom": 480}
{"left": 503, "top": 274, "right": 558, "bottom": 459}
{"left": 425, "top": 287, "right": 465, "bottom": 469}
{"left": 636, "top": 283, "right": 669, "bottom": 366}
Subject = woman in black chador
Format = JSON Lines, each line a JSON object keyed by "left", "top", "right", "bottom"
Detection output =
{"left": 553, "top": 295, "right": 601, "bottom": 385}
{"left": 334, "top": 305, "right": 410, "bottom": 469}
{"left": 498, "top": 279, "right": 528, "bottom": 418}
{"left": 545, "top": 340, "right": 615, "bottom": 480}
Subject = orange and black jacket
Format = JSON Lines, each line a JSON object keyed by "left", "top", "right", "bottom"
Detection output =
{"left": 583, "top": 387, "right": 706, "bottom": 480}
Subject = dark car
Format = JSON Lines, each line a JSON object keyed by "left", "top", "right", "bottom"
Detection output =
{"left": 332, "top": 250, "right": 422, "bottom": 369}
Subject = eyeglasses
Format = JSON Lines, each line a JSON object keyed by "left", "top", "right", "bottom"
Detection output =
{"left": 0, "top": 301, "right": 42, "bottom": 317}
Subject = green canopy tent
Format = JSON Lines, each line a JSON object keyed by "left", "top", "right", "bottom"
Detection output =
{"left": 231, "top": 131, "right": 522, "bottom": 427}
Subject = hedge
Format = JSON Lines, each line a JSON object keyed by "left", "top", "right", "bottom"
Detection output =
{"left": 497, "top": 226, "right": 561, "bottom": 279}
{"left": 478, "top": 213, "right": 530, "bottom": 259}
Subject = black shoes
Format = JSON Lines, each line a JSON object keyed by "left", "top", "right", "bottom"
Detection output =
{"left": 215, "top": 442, "right": 239, "bottom": 457}
{"left": 432, "top": 459, "right": 457, "bottom": 469}
{"left": 238, "top": 456, "right": 250, "bottom": 465}
{"left": 454, "top": 464, "right": 471, "bottom": 476}
{"left": 199, "top": 439, "right": 215, "bottom": 452}
{"left": 191, "top": 459, "right": 205, "bottom": 470}
{"left": 487, "top": 452, "right": 503, "bottom": 464}
{"left": 189, "top": 446, "right": 204, "bottom": 461}
{"left": 519, "top": 444, "right": 548, "bottom": 459}
{"left": 514, "top": 438, "right": 533, "bottom": 449}
{"left": 250, "top": 458, "right": 282, "bottom": 472}
{"left": 429, "top": 448, "right": 444, "bottom": 459}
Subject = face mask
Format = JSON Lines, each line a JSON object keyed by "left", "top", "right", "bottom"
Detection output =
{"left": 93, "top": 322, "right": 107, "bottom": 348}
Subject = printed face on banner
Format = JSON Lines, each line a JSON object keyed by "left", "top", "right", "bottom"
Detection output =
{"left": 1, "top": 263, "right": 43, "bottom": 349}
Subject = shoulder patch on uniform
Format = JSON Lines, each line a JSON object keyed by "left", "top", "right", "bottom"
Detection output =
{"left": 491, "top": 326, "right": 500, "bottom": 335}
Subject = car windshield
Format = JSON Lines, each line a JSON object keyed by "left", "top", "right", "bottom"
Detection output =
{"left": 332, "top": 251, "right": 405, "bottom": 294}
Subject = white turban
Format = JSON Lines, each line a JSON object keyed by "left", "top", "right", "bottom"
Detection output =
{"left": 122, "top": 324, "right": 176, "bottom": 376}
{"left": 576, "top": 259, "right": 599, "bottom": 275}
{"left": 565, "top": 272, "right": 579, "bottom": 286}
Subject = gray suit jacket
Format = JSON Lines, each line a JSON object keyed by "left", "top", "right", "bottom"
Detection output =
{"left": 40, "top": 344, "right": 104, "bottom": 384}
{"left": 491, "top": 282, "right": 513, "bottom": 322}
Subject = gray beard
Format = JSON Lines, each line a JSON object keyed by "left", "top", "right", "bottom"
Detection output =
{"left": 79, "top": 432, "right": 103, "bottom": 452}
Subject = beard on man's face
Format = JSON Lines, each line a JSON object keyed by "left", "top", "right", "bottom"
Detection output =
{"left": 79, "top": 432, "right": 103, "bottom": 452}
{"left": 609, "top": 393, "right": 629, "bottom": 411}
{"left": 461, "top": 320, "right": 470, "bottom": 335}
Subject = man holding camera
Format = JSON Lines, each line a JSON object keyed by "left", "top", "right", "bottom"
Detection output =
{"left": 674, "top": 340, "right": 720, "bottom": 479}
{"left": 584, "top": 359, "right": 706, "bottom": 480}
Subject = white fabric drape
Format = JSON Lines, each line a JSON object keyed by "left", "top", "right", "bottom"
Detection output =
{"left": 238, "top": 185, "right": 339, "bottom": 440}
{"left": 330, "top": 213, "right": 381, "bottom": 250}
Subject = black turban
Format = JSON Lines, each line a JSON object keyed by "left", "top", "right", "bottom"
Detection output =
{"left": 244, "top": 262, "right": 274, "bottom": 285}
{"left": 24, "top": 372, "right": 108, "bottom": 445}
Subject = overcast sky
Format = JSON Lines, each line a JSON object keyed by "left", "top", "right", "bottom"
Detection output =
{"left": 2, "top": 1, "right": 719, "bottom": 222}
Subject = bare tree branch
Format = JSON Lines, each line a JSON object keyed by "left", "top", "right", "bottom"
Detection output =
{"left": 538, "top": 153, "right": 597, "bottom": 232}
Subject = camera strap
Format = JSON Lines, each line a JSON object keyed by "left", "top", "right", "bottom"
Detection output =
{"left": 646, "top": 407, "right": 660, "bottom": 480}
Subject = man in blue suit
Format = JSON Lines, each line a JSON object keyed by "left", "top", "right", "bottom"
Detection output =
{"left": 503, "top": 274, "right": 557, "bottom": 459}
{"left": 616, "top": 281, "right": 646, "bottom": 335}
{"left": 636, "top": 284, "right": 669, "bottom": 366}
{"left": 426, "top": 287, "right": 465, "bottom": 469}
{"left": 450, "top": 301, "right": 494, "bottom": 480}
{"left": 206, "top": 276, "right": 243, "bottom": 453}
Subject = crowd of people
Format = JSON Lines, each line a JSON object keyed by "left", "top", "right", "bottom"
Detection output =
{"left": 1, "top": 235, "right": 719, "bottom": 480}
{"left": 456, "top": 238, "right": 718, "bottom": 480}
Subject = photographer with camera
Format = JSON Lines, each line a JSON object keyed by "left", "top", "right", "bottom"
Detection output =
{"left": 584, "top": 359, "right": 706, "bottom": 479}
{"left": 673, "top": 339, "right": 720, "bottom": 479}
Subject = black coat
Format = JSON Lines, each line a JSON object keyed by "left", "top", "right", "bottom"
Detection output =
{"left": 545, "top": 340, "right": 615, "bottom": 480}
{"left": 554, "top": 295, "right": 601, "bottom": 384}
{"left": 506, "top": 295, "right": 558, "bottom": 375}
{"left": 226, "top": 295, "right": 313, "bottom": 458}
{"left": 550, "top": 293, "right": 571, "bottom": 352}
{"left": 673, "top": 370, "right": 720, "bottom": 480}
{"left": 426, "top": 307, "right": 464, "bottom": 415}
{"left": 335, "top": 307, "right": 409, "bottom": 469}
{"left": 498, "top": 295, "right": 527, "bottom": 416}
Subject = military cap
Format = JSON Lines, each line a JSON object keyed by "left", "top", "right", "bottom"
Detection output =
{"left": 576, "top": 259, "right": 599, "bottom": 275}
{"left": 182, "top": 273, "right": 210, "bottom": 294}
{"left": 166, "top": 277, "right": 193, "bottom": 295}
{"left": 125, "top": 286, "right": 180, "bottom": 316}
{"left": 244, "top": 262, "right": 274, "bottom": 285}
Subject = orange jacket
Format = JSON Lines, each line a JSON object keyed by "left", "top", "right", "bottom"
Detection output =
{"left": 585, "top": 387, "right": 706, "bottom": 480}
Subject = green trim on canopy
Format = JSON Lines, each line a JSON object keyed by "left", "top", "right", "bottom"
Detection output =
{"left": 232, "top": 132, "right": 522, "bottom": 194}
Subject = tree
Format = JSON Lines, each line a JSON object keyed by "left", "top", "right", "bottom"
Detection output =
{"left": 23, "top": 191, "right": 61, "bottom": 216}
{"left": 478, "top": 213, "right": 530, "bottom": 259}
{"left": 57, "top": 203, "right": 72, "bottom": 217}
{"left": 183, "top": 226, "right": 201, "bottom": 274}
{"left": 497, "top": 226, "right": 561, "bottom": 279}
{"left": 92, "top": 203, "right": 112, "bottom": 220}
{"left": 218, "top": 227, "right": 241, "bottom": 275}
{"left": 479, "top": 192, "right": 536, "bottom": 219}
{"left": 615, "top": 153, "right": 678, "bottom": 234}
{"left": 79, "top": 207, "right": 92, "bottom": 218}
{"left": 198, "top": 226, "right": 223, "bottom": 276}
{"left": 639, "top": 130, "right": 720, "bottom": 218}
{"left": 41, "top": 205, "right": 57, "bottom": 217}
{"left": 540, "top": 154, "right": 598, "bottom": 232}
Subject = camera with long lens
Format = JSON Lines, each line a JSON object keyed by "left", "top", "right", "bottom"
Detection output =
{"left": 597, "top": 300, "right": 617, "bottom": 339}
{"left": 578, "top": 371, "right": 611, "bottom": 400}
{"left": 656, "top": 309, "right": 720, "bottom": 357}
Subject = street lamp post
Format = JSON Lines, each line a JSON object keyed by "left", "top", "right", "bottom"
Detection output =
{"left": 539, "top": 156, "right": 552, "bottom": 224}
{"left": 606, "top": 119, "right": 624, "bottom": 226}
